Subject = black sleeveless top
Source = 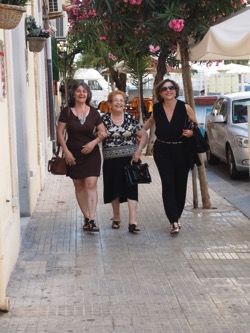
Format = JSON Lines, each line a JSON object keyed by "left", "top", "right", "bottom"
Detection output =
{"left": 153, "top": 99, "right": 187, "bottom": 142}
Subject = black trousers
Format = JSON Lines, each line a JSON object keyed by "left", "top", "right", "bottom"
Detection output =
{"left": 153, "top": 140, "right": 190, "bottom": 224}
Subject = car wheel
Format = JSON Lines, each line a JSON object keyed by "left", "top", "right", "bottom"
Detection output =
{"left": 205, "top": 136, "right": 220, "bottom": 164}
{"left": 226, "top": 145, "right": 240, "bottom": 180}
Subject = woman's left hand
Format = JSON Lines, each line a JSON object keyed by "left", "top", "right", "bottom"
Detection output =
{"left": 81, "top": 142, "right": 95, "bottom": 154}
{"left": 182, "top": 129, "right": 194, "bottom": 138}
{"left": 96, "top": 130, "right": 109, "bottom": 140}
{"left": 132, "top": 150, "right": 141, "bottom": 163}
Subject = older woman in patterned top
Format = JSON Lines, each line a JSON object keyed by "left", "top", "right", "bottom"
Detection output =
{"left": 101, "top": 90, "right": 148, "bottom": 233}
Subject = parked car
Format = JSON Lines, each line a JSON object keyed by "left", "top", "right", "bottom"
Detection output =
{"left": 178, "top": 95, "right": 219, "bottom": 136}
{"left": 204, "top": 92, "right": 249, "bottom": 179}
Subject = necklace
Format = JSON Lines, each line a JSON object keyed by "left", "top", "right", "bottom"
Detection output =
{"left": 75, "top": 106, "right": 89, "bottom": 125}
{"left": 111, "top": 113, "right": 124, "bottom": 126}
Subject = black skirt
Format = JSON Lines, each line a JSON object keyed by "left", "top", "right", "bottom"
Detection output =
{"left": 103, "top": 156, "right": 138, "bottom": 204}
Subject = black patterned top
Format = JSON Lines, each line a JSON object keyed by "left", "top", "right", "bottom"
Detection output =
{"left": 102, "top": 112, "right": 142, "bottom": 159}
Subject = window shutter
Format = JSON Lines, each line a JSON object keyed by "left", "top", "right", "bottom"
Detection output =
{"left": 48, "top": 0, "right": 62, "bottom": 13}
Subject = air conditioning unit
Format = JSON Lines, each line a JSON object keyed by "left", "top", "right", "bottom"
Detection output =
{"left": 49, "top": 0, "right": 62, "bottom": 13}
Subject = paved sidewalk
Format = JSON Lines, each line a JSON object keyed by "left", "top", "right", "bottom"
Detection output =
{"left": 1, "top": 156, "right": 250, "bottom": 333}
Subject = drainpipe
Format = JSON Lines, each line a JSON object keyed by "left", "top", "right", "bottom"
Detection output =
{"left": 43, "top": 0, "right": 56, "bottom": 153}
{"left": 46, "top": 38, "right": 56, "bottom": 152}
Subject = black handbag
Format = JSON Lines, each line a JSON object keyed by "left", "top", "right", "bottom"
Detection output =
{"left": 185, "top": 117, "right": 208, "bottom": 153}
{"left": 124, "top": 160, "right": 152, "bottom": 186}
{"left": 48, "top": 145, "right": 67, "bottom": 175}
{"left": 192, "top": 127, "right": 208, "bottom": 153}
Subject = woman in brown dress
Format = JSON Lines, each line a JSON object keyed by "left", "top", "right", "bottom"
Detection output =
{"left": 57, "top": 81, "right": 107, "bottom": 232}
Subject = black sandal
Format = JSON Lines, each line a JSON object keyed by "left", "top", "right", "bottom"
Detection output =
{"left": 128, "top": 224, "right": 140, "bottom": 233}
{"left": 82, "top": 218, "right": 89, "bottom": 231}
{"left": 112, "top": 220, "right": 120, "bottom": 229}
{"left": 87, "top": 220, "right": 99, "bottom": 232}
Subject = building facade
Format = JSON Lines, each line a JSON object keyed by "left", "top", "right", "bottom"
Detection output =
{"left": 0, "top": 0, "right": 64, "bottom": 311}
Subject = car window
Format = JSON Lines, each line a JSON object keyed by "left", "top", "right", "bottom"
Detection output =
{"left": 212, "top": 99, "right": 228, "bottom": 120}
{"left": 233, "top": 99, "right": 249, "bottom": 123}
{"left": 212, "top": 99, "right": 223, "bottom": 116}
{"left": 88, "top": 80, "right": 102, "bottom": 90}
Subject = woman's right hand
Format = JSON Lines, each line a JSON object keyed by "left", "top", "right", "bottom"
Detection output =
{"left": 65, "top": 151, "right": 76, "bottom": 166}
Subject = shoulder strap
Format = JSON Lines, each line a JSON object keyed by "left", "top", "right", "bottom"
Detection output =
{"left": 55, "top": 107, "right": 70, "bottom": 155}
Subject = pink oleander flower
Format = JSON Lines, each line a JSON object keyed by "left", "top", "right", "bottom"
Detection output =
{"left": 99, "top": 36, "right": 107, "bottom": 40}
{"left": 123, "top": 0, "right": 142, "bottom": 4}
{"left": 149, "top": 45, "right": 160, "bottom": 53}
{"left": 108, "top": 53, "right": 117, "bottom": 61}
{"left": 168, "top": 19, "right": 184, "bottom": 32}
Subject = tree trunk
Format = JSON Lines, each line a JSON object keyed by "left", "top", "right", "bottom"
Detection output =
{"left": 110, "top": 68, "right": 126, "bottom": 92}
{"left": 179, "top": 36, "right": 212, "bottom": 209}
{"left": 145, "top": 51, "right": 167, "bottom": 156}
{"left": 138, "top": 75, "right": 144, "bottom": 123}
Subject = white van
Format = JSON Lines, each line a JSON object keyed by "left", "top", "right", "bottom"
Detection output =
{"left": 74, "top": 68, "right": 110, "bottom": 108}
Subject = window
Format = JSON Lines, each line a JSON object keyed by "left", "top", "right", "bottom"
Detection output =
{"left": 233, "top": 99, "right": 249, "bottom": 123}
{"left": 219, "top": 100, "right": 228, "bottom": 119}
{"left": 88, "top": 80, "right": 102, "bottom": 90}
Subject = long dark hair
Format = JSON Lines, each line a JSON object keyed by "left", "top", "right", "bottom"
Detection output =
{"left": 68, "top": 81, "right": 92, "bottom": 107}
{"left": 154, "top": 79, "right": 180, "bottom": 102}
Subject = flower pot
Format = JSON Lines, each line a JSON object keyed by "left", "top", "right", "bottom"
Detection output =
{"left": 0, "top": 4, "right": 26, "bottom": 30}
{"left": 27, "top": 37, "right": 47, "bottom": 53}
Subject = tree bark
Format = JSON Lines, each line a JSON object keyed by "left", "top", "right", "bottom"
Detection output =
{"left": 110, "top": 68, "right": 126, "bottom": 92}
{"left": 178, "top": 36, "right": 212, "bottom": 209}
{"left": 145, "top": 51, "right": 167, "bottom": 156}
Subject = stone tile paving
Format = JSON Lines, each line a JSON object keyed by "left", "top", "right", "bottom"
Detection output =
{"left": 0, "top": 156, "right": 250, "bottom": 333}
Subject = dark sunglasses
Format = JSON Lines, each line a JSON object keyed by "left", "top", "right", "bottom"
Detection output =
{"left": 160, "top": 85, "right": 175, "bottom": 92}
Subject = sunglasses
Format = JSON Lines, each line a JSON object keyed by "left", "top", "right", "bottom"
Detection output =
{"left": 160, "top": 85, "right": 175, "bottom": 92}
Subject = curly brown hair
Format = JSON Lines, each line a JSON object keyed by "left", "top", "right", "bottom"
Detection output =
{"left": 68, "top": 81, "right": 92, "bottom": 107}
{"left": 107, "top": 90, "right": 126, "bottom": 103}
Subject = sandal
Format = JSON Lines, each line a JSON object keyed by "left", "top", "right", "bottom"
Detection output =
{"left": 87, "top": 220, "right": 99, "bottom": 232}
{"left": 170, "top": 222, "right": 179, "bottom": 235}
{"left": 82, "top": 218, "right": 89, "bottom": 231}
{"left": 112, "top": 220, "right": 120, "bottom": 229}
{"left": 128, "top": 224, "right": 140, "bottom": 233}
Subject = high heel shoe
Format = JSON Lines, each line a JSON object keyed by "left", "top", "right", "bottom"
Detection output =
{"left": 170, "top": 222, "right": 179, "bottom": 235}
{"left": 128, "top": 224, "right": 140, "bottom": 233}
{"left": 82, "top": 218, "right": 89, "bottom": 231}
{"left": 111, "top": 218, "right": 120, "bottom": 229}
{"left": 87, "top": 220, "right": 99, "bottom": 232}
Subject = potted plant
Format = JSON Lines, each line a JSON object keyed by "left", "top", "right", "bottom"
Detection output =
{"left": 26, "top": 15, "right": 56, "bottom": 52}
{"left": 0, "top": 0, "right": 28, "bottom": 30}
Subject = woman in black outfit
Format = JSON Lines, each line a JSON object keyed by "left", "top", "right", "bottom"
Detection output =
{"left": 101, "top": 90, "right": 148, "bottom": 233}
{"left": 144, "top": 79, "right": 198, "bottom": 234}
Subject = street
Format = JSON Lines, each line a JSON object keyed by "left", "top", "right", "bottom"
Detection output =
{"left": 204, "top": 159, "right": 250, "bottom": 219}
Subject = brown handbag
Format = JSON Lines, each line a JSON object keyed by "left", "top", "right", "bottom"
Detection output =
{"left": 48, "top": 107, "right": 70, "bottom": 175}
{"left": 48, "top": 145, "right": 67, "bottom": 175}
